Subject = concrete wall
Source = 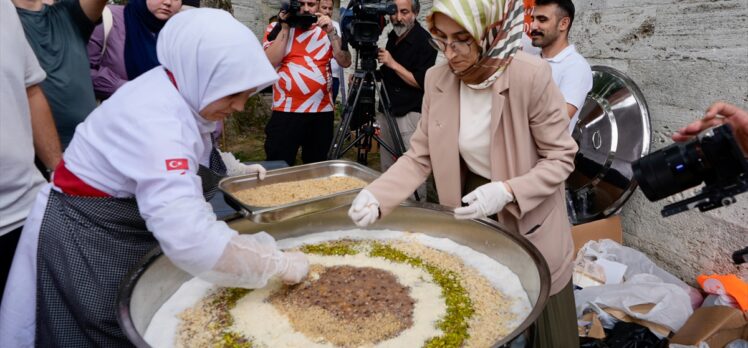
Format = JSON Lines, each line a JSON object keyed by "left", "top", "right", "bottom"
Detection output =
{"left": 233, "top": 0, "right": 748, "bottom": 283}
{"left": 572, "top": 0, "right": 748, "bottom": 283}
{"left": 233, "top": 0, "right": 282, "bottom": 40}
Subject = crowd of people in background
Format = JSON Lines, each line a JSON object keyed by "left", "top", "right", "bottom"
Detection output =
{"left": 1, "top": 0, "right": 747, "bottom": 346}
{"left": 87, "top": 0, "right": 183, "bottom": 100}
{"left": 261, "top": 0, "right": 351, "bottom": 166}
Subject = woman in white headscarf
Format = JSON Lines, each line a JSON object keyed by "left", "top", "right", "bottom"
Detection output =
{"left": 0, "top": 9, "right": 308, "bottom": 347}
{"left": 347, "top": 0, "right": 578, "bottom": 346}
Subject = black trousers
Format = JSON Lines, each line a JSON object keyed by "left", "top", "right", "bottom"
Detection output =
{"left": 0, "top": 226, "right": 22, "bottom": 305}
{"left": 264, "top": 111, "right": 334, "bottom": 166}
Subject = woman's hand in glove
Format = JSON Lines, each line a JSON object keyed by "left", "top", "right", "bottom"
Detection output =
{"left": 454, "top": 182, "right": 514, "bottom": 220}
{"left": 242, "top": 164, "right": 267, "bottom": 180}
{"left": 280, "top": 251, "right": 309, "bottom": 284}
{"left": 220, "top": 151, "right": 267, "bottom": 179}
{"left": 348, "top": 189, "right": 380, "bottom": 227}
{"left": 198, "top": 232, "right": 305, "bottom": 288}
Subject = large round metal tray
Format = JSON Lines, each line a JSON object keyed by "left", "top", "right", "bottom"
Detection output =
{"left": 118, "top": 202, "right": 551, "bottom": 347}
{"left": 566, "top": 65, "right": 651, "bottom": 224}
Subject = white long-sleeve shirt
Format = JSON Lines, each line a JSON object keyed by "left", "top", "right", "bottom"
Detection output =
{"left": 64, "top": 68, "right": 235, "bottom": 274}
{"left": 0, "top": 9, "right": 281, "bottom": 347}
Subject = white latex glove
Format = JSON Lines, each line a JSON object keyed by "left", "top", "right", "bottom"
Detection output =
{"left": 198, "top": 232, "right": 309, "bottom": 288}
{"left": 220, "top": 151, "right": 267, "bottom": 179}
{"left": 241, "top": 163, "right": 267, "bottom": 180}
{"left": 348, "top": 189, "right": 380, "bottom": 227}
{"left": 279, "top": 251, "right": 309, "bottom": 284}
{"left": 454, "top": 181, "right": 514, "bottom": 220}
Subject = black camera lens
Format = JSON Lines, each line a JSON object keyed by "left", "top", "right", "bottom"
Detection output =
{"left": 633, "top": 124, "right": 748, "bottom": 204}
{"left": 633, "top": 139, "right": 707, "bottom": 201}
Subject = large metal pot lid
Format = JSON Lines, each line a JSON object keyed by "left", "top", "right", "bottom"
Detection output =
{"left": 566, "top": 65, "right": 651, "bottom": 224}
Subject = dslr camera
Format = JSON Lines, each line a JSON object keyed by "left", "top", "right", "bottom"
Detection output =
{"left": 283, "top": 0, "right": 317, "bottom": 30}
{"left": 632, "top": 124, "right": 748, "bottom": 217}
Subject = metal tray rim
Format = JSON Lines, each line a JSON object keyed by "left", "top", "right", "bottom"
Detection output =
{"left": 218, "top": 160, "right": 380, "bottom": 220}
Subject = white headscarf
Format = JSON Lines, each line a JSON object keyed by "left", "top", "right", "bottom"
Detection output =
{"left": 156, "top": 9, "right": 278, "bottom": 115}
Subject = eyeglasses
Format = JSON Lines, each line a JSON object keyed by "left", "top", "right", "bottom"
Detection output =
{"left": 428, "top": 37, "right": 474, "bottom": 55}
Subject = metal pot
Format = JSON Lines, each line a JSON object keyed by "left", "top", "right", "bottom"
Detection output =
{"left": 118, "top": 202, "right": 551, "bottom": 347}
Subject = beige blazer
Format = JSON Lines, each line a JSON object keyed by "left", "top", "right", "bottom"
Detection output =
{"left": 368, "top": 51, "right": 578, "bottom": 295}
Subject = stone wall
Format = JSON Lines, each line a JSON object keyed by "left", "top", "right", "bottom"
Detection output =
{"left": 572, "top": 0, "right": 748, "bottom": 283}
{"left": 233, "top": 0, "right": 282, "bottom": 39}
{"left": 232, "top": 0, "right": 748, "bottom": 282}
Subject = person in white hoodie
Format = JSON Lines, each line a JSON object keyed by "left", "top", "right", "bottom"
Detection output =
{"left": 0, "top": 8, "right": 308, "bottom": 347}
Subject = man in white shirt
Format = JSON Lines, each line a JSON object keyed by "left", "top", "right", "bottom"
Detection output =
{"left": 0, "top": 0, "right": 61, "bottom": 305}
{"left": 530, "top": 0, "right": 592, "bottom": 133}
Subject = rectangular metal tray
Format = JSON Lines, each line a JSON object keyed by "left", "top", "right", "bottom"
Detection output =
{"left": 219, "top": 160, "right": 380, "bottom": 223}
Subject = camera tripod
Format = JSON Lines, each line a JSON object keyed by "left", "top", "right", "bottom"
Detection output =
{"left": 327, "top": 58, "right": 407, "bottom": 168}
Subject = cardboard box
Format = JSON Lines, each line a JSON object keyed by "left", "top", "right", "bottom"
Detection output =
{"left": 670, "top": 306, "right": 748, "bottom": 348}
{"left": 571, "top": 215, "right": 623, "bottom": 254}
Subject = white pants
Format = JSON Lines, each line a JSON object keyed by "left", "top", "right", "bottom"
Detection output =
{"left": 0, "top": 184, "right": 51, "bottom": 348}
{"left": 376, "top": 111, "right": 427, "bottom": 201}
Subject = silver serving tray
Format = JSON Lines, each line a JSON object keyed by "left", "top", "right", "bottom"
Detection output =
{"left": 219, "top": 160, "right": 380, "bottom": 223}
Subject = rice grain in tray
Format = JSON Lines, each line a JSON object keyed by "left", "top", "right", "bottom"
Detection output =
{"left": 233, "top": 176, "right": 368, "bottom": 207}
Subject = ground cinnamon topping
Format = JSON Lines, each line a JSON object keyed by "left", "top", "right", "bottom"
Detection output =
{"left": 269, "top": 265, "right": 415, "bottom": 345}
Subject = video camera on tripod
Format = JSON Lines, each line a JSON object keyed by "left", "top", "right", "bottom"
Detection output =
{"left": 342, "top": 0, "right": 396, "bottom": 70}
{"left": 328, "top": 0, "right": 409, "bottom": 171}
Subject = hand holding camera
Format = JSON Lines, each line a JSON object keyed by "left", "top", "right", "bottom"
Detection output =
{"left": 377, "top": 48, "right": 393, "bottom": 67}
{"left": 314, "top": 13, "right": 335, "bottom": 34}
{"left": 278, "top": 8, "right": 290, "bottom": 22}
{"left": 673, "top": 101, "right": 748, "bottom": 156}
{"left": 632, "top": 102, "right": 748, "bottom": 217}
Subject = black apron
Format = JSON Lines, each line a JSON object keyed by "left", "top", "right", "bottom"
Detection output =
{"left": 35, "top": 148, "right": 227, "bottom": 347}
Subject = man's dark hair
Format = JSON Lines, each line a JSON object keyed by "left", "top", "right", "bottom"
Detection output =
{"left": 411, "top": 0, "right": 420, "bottom": 14}
{"left": 535, "top": 0, "right": 575, "bottom": 30}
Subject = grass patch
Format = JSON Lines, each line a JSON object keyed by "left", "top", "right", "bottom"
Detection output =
{"left": 220, "top": 93, "right": 381, "bottom": 170}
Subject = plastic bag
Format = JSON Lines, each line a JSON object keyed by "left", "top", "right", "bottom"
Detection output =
{"left": 575, "top": 273, "right": 694, "bottom": 334}
{"left": 605, "top": 321, "right": 668, "bottom": 348}
{"left": 578, "top": 239, "right": 703, "bottom": 309}
{"left": 579, "top": 321, "right": 670, "bottom": 348}
{"left": 580, "top": 337, "right": 610, "bottom": 348}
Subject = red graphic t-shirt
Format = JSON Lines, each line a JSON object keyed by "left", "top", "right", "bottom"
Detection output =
{"left": 263, "top": 23, "right": 334, "bottom": 113}
{"left": 523, "top": 0, "right": 535, "bottom": 34}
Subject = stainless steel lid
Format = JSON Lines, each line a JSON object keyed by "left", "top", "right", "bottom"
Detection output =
{"left": 566, "top": 66, "right": 651, "bottom": 224}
